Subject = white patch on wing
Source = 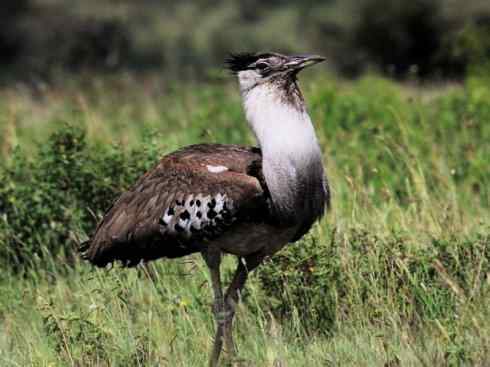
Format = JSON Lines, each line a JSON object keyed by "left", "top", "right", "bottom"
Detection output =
{"left": 162, "top": 211, "right": 173, "bottom": 225}
{"left": 214, "top": 193, "right": 225, "bottom": 213}
{"left": 206, "top": 165, "right": 228, "bottom": 173}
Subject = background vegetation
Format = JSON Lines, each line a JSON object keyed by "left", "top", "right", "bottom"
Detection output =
{"left": 2, "top": 0, "right": 490, "bottom": 80}
{"left": 1, "top": 1, "right": 490, "bottom": 366}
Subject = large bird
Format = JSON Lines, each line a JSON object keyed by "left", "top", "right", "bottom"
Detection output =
{"left": 81, "top": 52, "right": 330, "bottom": 366}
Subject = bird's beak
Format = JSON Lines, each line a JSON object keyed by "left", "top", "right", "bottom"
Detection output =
{"left": 284, "top": 54, "right": 326, "bottom": 71}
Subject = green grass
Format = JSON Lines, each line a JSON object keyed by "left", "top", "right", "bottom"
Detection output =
{"left": 0, "top": 73, "right": 489, "bottom": 366}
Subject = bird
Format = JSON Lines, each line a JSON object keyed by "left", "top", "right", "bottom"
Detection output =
{"left": 80, "top": 52, "right": 330, "bottom": 367}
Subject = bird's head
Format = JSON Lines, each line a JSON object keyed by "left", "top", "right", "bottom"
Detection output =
{"left": 225, "top": 52, "right": 325, "bottom": 92}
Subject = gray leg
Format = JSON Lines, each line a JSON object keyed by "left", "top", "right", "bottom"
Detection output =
{"left": 222, "top": 254, "right": 264, "bottom": 360}
{"left": 202, "top": 248, "right": 225, "bottom": 367}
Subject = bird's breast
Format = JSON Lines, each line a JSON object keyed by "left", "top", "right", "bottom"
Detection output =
{"left": 211, "top": 221, "right": 297, "bottom": 257}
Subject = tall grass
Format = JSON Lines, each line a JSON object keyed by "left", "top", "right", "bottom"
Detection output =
{"left": 0, "top": 74, "right": 489, "bottom": 366}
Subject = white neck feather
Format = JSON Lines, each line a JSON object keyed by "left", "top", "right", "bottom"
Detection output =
{"left": 241, "top": 82, "right": 325, "bottom": 225}
{"left": 242, "top": 84, "right": 320, "bottom": 160}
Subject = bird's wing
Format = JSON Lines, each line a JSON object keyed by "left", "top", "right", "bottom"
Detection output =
{"left": 81, "top": 144, "right": 267, "bottom": 267}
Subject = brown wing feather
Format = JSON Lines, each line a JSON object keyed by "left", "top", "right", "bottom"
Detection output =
{"left": 81, "top": 144, "right": 267, "bottom": 267}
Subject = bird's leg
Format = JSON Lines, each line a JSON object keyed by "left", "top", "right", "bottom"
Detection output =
{"left": 202, "top": 248, "right": 226, "bottom": 367}
{"left": 223, "top": 254, "right": 264, "bottom": 360}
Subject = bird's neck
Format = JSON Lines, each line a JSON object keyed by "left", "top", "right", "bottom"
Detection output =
{"left": 242, "top": 83, "right": 327, "bottom": 227}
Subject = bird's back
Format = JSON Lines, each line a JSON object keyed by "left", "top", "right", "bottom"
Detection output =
{"left": 81, "top": 144, "right": 269, "bottom": 267}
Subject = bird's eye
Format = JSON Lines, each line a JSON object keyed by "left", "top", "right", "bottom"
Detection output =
{"left": 255, "top": 62, "right": 268, "bottom": 70}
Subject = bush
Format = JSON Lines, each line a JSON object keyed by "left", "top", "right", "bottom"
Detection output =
{"left": 453, "top": 16, "right": 490, "bottom": 77}
{"left": 355, "top": 0, "right": 449, "bottom": 77}
{"left": 0, "top": 3, "right": 132, "bottom": 79}
{"left": 303, "top": 0, "right": 490, "bottom": 78}
{"left": 0, "top": 126, "right": 159, "bottom": 270}
{"left": 257, "top": 229, "right": 490, "bottom": 333}
{"left": 0, "top": 0, "right": 30, "bottom": 66}
{"left": 3, "top": 0, "right": 490, "bottom": 80}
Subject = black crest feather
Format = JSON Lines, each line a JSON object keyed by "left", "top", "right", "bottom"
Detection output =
{"left": 225, "top": 52, "right": 279, "bottom": 74}
{"left": 225, "top": 52, "right": 259, "bottom": 74}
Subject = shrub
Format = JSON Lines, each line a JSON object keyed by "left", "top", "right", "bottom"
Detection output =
{"left": 453, "top": 16, "right": 490, "bottom": 77}
{"left": 354, "top": 0, "right": 449, "bottom": 77}
{"left": 257, "top": 229, "right": 490, "bottom": 333}
{"left": 0, "top": 125, "right": 160, "bottom": 270}
{"left": 3, "top": 0, "right": 490, "bottom": 80}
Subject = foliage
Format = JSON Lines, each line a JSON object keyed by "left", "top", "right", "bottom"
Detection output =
{"left": 0, "top": 75, "right": 489, "bottom": 365}
{"left": 258, "top": 230, "right": 489, "bottom": 332}
{"left": 354, "top": 0, "right": 452, "bottom": 77}
{"left": 453, "top": 16, "right": 490, "bottom": 77}
{"left": 0, "top": 125, "right": 160, "bottom": 269}
{"left": 2, "top": 0, "right": 490, "bottom": 80}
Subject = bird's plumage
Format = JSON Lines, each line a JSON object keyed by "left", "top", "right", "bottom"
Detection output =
{"left": 241, "top": 72, "right": 329, "bottom": 235}
{"left": 81, "top": 52, "right": 330, "bottom": 367}
{"left": 82, "top": 140, "right": 329, "bottom": 267}
{"left": 81, "top": 144, "right": 274, "bottom": 267}
{"left": 225, "top": 52, "right": 280, "bottom": 74}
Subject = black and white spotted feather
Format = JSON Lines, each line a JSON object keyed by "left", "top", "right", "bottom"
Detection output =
{"left": 158, "top": 193, "right": 235, "bottom": 239}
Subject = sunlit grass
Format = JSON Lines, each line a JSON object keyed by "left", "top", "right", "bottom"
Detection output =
{"left": 0, "top": 74, "right": 489, "bottom": 366}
